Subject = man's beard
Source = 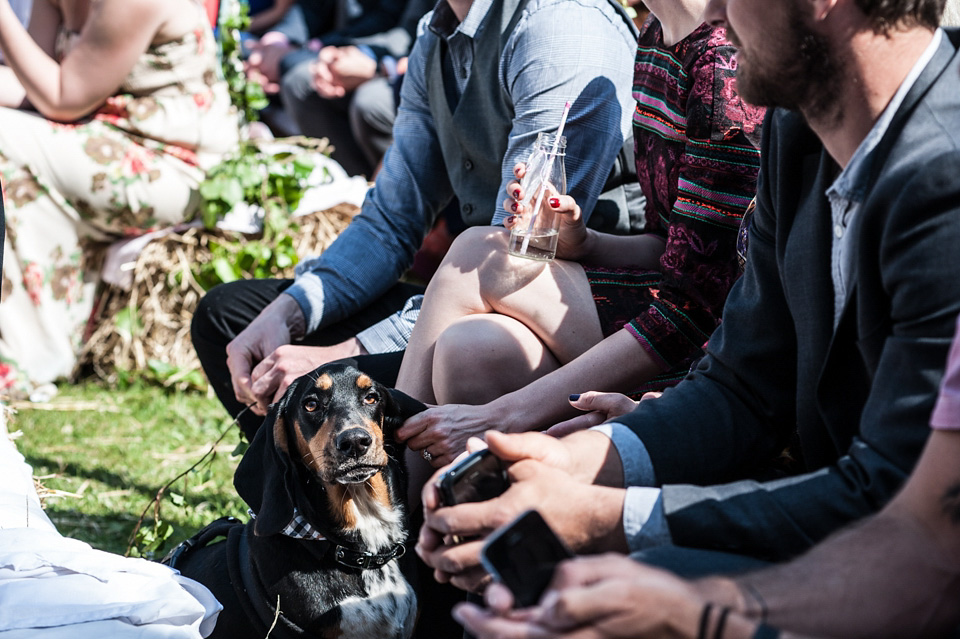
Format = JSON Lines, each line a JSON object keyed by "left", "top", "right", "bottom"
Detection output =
{"left": 728, "top": 5, "right": 845, "bottom": 124}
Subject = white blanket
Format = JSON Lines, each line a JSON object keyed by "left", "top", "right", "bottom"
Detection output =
{"left": 0, "top": 422, "right": 221, "bottom": 638}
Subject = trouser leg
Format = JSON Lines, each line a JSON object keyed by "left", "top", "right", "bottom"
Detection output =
{"left": 348, "top": 76, "right": 398, "bottom": 171}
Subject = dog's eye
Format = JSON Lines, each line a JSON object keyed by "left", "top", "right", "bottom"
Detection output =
{"left": 363, "top": 392, "right": 379, "bottom": 405}
{"left": 304, "top": 399, "right": 320, "bottom": 412}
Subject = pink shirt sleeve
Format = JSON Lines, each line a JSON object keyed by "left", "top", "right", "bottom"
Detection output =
{"left": 930, "top": 314, "right": 960, "bottom": 430}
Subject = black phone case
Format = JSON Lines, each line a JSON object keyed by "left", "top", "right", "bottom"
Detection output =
{"left": 436, "top": 449, "right": 509, "bottom": 506}
{"left": 480, "top": 509, "right": 573, "bottom": 608}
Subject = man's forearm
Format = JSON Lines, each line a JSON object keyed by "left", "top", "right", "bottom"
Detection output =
{"left": 728, "top": 512, "right": 959, "bottom": 638}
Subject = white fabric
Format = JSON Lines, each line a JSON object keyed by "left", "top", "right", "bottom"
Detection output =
{"left": 0, "top": 428, "right": 221, "bottom": 638}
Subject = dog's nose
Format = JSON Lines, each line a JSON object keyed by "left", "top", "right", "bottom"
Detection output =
{"left": 335, "top": 428, "right": 373, "bottom": 458}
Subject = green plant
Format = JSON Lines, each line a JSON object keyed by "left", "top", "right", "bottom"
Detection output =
{"left": 198, "top": 141, "right": 317, "bottom": 229}
{"left": 194, "top": 140, "right": 325, "bottom": 290}
{"left": 194, "top": 0, "right": 331, "bottom": 289}
{"left": 218, "top": 0, "right": 269, "bottom": 123}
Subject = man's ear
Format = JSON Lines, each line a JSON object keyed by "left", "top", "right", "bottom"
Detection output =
{"left": 383, "top": 387, "right": 427, "bottom": 439}
{"left": 234, "top": 381, "right": 299, "bottom": 536}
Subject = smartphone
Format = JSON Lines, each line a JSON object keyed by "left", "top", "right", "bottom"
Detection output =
{"left": 480, "top": 509, "right": 574, "bottom": 608}
{"left": 435, "top": 449, "right": 509, "bottom": 507}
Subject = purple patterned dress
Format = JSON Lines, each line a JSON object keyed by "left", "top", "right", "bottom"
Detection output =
{"left": 586, "top": 18, "right": 765, "bottom": 392}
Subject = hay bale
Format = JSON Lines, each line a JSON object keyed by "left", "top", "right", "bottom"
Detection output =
{"left": 75, "top": 204, "right": 358, "bottom": 387}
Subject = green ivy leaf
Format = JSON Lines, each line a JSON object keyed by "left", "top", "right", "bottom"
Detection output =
{"left": 114, "top": 306, "right": 142, "bottom": 340}
{"left": 212, "top": 256, "right": 239, "bottom": 284}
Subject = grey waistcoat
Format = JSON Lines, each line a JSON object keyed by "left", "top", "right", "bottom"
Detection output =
{"left": 425, "top": 0, "right": 645, "bottom": 234}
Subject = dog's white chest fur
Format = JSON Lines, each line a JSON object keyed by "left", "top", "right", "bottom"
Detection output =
{"left": 337, "top": 488, "right": 417, "bottom": 638}
{"left": 338, "top": 561, "right": 417, "bottom": 639}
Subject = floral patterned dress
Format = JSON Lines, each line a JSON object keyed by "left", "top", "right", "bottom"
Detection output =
{"left": 585, "top": 18, "right": 766, "bottom": 393}
{"left": 0, "top": 7, "right": 240, "bottom": 395}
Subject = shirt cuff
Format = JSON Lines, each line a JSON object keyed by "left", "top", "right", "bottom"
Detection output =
{"left": 285, "top": 269, "right": 326, "bottom": 334}
{"left": 355, "top": 44, "right": 377, "bottom": 61}
{"left": 623, "top": 487, "right": 671, "bottom": 552}
{"left": 355, "top": 295, "right": 423, "bottom": 354}
{"left": 591, "top": 422, "right": 657, "bottom": 487}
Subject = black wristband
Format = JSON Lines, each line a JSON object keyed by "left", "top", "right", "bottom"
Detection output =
{"left": 713, "top": 606, "right": 731, "bottom": 639}
{"left": 697, "top": 604, "right": 714, "bottom": 639}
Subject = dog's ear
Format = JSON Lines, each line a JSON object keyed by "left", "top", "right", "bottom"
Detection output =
{"left": 382, "top": 387, "right": 427, "bottom": 440}
{"left": 234, "top": 382, "right": 299, "bottom": 536}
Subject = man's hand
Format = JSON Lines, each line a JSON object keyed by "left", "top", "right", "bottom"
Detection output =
{"left": 416, "top": 431, "right": 627, "bottom": 593}
{"left": 225, "top": 294, "right": 305, "bottom": 415}
{"left": 547, "top": 391, "right": 640, "bottom": 437}
{"left": 250, "top": 339, "right": 368, "bottom": 409}
{"left": 309, "top": 46, "right": 343, "bottom": 98}
{"left": 454, "top": 554, "right": 710, "bottom": 639}
{"left": 244, "top": 32, "right": 294, "bottom": 94}
{"left": 326, "top": 46, "right": 378, "bottom": 93}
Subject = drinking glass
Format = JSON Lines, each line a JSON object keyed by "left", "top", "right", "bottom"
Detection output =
{"left": 507, "top": 132, "right": 567, "bottom": 261}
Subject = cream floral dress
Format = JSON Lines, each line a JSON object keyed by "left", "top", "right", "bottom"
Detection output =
{"left": 0, "top": 5, "right": 240, "bottom": 395}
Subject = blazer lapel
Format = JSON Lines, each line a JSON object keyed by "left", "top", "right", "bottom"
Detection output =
{"left": 833, "top": 31, "right": 958, "bottom": 328}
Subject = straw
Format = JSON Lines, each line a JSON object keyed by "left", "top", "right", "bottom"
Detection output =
{"left": 519, "top": 101, "right": 571, "bottom": 255}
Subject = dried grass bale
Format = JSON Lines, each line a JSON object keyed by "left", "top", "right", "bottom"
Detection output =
{"left": 75, "top": 204, "right": 358, "bottom": 387}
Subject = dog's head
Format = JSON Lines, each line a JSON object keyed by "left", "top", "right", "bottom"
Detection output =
{"left": 234, "top": 363, "right": 426, "bottom": 537}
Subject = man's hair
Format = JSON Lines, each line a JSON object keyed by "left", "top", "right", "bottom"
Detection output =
{"left": 853, "top": 0, "right": 946, "bottom": 31}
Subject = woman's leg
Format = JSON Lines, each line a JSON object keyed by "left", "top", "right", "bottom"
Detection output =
{"left": 432, "top": 314, "right": 560, "bottom": 405}
{"left": 395, "top": 226, "right": 603, "bottom": 403}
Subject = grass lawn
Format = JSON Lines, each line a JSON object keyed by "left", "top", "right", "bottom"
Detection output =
{"left": 8, "top": 379, "right": 248, "bottom": 559}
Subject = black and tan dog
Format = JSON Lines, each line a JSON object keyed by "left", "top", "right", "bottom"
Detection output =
{"left": 166, "top": 363, "right": 426, "bottom": 639}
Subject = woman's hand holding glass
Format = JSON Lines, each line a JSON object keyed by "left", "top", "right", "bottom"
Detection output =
{"left": 504, "top": 162, "right": 593, "bottom": 262}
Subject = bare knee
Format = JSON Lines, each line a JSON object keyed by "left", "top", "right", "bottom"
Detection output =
{"left": 434, "top": 226, "right": 551, "bottom": 307}
{"left": 436, "top": 226, "right": 509, "bottom": 273}
{"left": 432, "top": 315, "right": 557, "bottom": 404}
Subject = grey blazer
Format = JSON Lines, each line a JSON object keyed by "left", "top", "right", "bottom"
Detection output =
{"left": 618, "top": 29, "right": 960, "bottom": 561}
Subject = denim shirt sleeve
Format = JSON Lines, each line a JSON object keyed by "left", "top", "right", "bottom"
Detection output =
{"left": 491, "top": 0, "right": 637, "bottom": 227}
{"left": 285, "top": 26, "right": 454, "bottom": 333}
{"left": 591, "top": 423, "right": 672, "bottom": 551}
{"left": 355, "top": 295, "right": 423, "bottom": 353}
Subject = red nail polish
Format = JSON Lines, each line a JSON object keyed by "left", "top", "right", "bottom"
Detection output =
{"left": 511, "top": 202, "right": 518, "bottom": 212}
{"left": 549, "top": 198, "right": 560, "bottom": 208}
{"left": 513, "top": 189, "right": 521, "bottom": 199}
{"left": 506, "top": 215, "right": 516, "bottom": 224}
